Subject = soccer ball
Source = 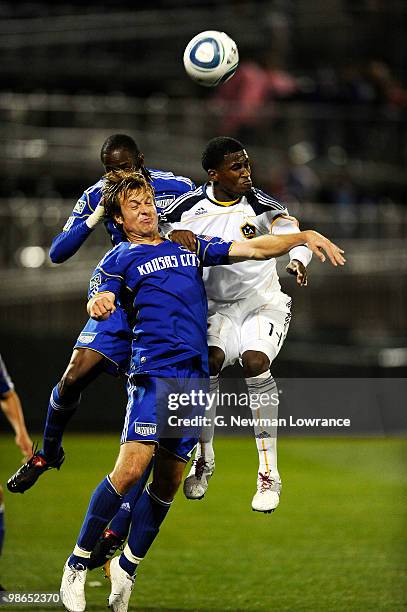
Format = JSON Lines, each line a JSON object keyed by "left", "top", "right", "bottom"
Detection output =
{"left": 183, "top": 30, "right": 239, "bottom": 87}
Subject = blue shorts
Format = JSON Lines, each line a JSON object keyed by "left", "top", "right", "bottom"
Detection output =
{"left": 121, "top": 359, "right": 208, "bottom": 462}
{"left": 74, "top": 307, "right": 132, "bottom": 376}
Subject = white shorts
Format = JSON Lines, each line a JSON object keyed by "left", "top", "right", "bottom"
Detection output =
{"left": 207, "top": 292, "right": 292, "bottom": 369}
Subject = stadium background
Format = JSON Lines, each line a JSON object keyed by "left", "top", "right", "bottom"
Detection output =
{"left": 0, "top": 2, "right": 406, "bottom": 610}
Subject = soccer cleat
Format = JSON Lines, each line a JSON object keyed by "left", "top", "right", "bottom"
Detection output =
{"left": 107, "top": 556, "right": 135, "bottom": 612}
{"left": 6, "top": 446, "right": 65, "bottom": 494}
{"left": 87, "top": 529, "right": 125, "bottom": 571}
{"left": 183, "top": 456, "right": 215, "bottom": 500}
{"left": 251, "top": 471, "right": 281, "bottom": 513}
{"left": 60, "top": 562, "right": 87, "bottom": 612}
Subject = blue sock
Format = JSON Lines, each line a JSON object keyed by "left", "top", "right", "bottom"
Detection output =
{"left": 68, "top": 476, "right": 122, "bottom": 568}
{"left": 0, "top": 503, "right": 4, "bottom": 557}
{"left": 109, "top": 459, "right": 154, "bottom": 539}
{"left": 119, "top": 485, "right": 171, "bottom": 576}
{"left": 42, "top": 385, "right": 79, "bottom": 460}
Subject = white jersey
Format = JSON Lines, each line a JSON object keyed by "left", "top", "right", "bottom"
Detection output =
{"left": 162, "top": 183, "right": 309, "bottom": 303}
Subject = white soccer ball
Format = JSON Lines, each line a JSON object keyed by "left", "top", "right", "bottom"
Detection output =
{"left": 183, "top": 30, "right": 239, "bottom": 88}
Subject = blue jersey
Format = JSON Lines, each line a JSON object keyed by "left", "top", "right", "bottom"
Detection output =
{"left": 88, "top": 236, "right": 232, "bottom": 376}
{"left": 50, "top": 169, "right": 195, "bottom": 263}
{"left": 0, "top": 354, "right": 14, "bottom": 396}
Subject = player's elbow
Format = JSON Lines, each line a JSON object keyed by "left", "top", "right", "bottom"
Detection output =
{"left": 49, "top": 240, "right": 66, "bottom": 264}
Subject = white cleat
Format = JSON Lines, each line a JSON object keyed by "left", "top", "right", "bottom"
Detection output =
{"left": 60, "top": 562, "right": 87, "bottom": 612}
{"left": 183, "top": 456, "right": 215, "bottom": 500}
{"left": 107, "top": 556, "right": 135, "bottom": 612}
{"left": 251, "top": 472, "right": 282, "bottom": 513}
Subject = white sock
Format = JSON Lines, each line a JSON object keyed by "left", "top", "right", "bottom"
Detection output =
{"left": 245, "top": 372, "right": 280, "bottom": 479}
{"left": 197, "top": 374, "right": 219, "bottom": 463}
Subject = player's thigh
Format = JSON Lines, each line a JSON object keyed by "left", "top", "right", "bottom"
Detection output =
{"left": 110, "top": 440, "right": 155, "bottom": 495}
{"left": 240, "top": 299, "right": 292, "bottom": 365}
{"left": 207, "top": 310, "right": 240, "bottom": 369}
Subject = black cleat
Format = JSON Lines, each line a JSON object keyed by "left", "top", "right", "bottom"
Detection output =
{"left": 88, "top": 529, "right": 125, "bottom": 571}
{"left": 6, "top": 446, "right": 65, "bottom": 494}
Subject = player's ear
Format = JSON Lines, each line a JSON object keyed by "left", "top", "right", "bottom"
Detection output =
{"left": 208, "top": 168, "right": 218, "bottom": 182}
{"left": 136, "top": 152, "right": 145, "bottom": 169}
{"left": 114, "top": 212, "right": 124, "bottom": 225}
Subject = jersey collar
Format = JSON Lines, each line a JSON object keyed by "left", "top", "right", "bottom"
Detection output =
{"left": 205, "top": 182, "right": 242, "bottom": 207}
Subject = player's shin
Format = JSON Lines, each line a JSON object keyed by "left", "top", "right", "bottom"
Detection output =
{"left": 42, "top": 385, "right": 80, "bottom": 460}
{"left": 245, "top": 372, "right": 280, "bottom": 479}
{"left": 68, "top": 476, "right": 123, "bottom": 568}
{"left": 118, "top": 485, "right": 172, "bottom": 576}
{"left": 199, "top": 374, "right": 219, "bottom": 462}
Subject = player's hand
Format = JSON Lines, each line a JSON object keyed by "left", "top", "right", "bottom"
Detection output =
{"left": 286, "top": 259, "right": 308, "bottom": 286}
{"left": 168, "top": 230, "right": 197, "bottom": 252}
{"left": 88, "top": 292, "right": 116, "bottom": 320}
{"left": 303, "top": 231, "right": 346, "bottom": 266}
{"left": 16, "top": 432, "right": 33, "bottom": 462}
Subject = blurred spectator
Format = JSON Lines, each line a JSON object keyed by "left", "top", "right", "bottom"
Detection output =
{"left": 212, "top": 52, "right": 298, "bottom": 143}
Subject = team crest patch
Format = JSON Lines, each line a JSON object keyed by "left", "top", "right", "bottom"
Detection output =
{"left": 78, "top": 332, "right": 97, "bottom": 344}
{"left": 240, "top": 222, "right": 256, "bottom": 239}
{"left": 134, "top": 422, "right": 157, "bottom": 437}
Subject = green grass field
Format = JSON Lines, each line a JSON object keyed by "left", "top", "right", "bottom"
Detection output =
{"left": 0, "top": 435, "right": 406, "bottom": 611}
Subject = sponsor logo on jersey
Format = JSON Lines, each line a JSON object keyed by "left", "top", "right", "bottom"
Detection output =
{"left": 78, "top": 332, "right": 97, "bottom": 344}
{"left": 240, "top": 221, "right": 257, "bottom": 239}
{"left": 63, "top": 216, "right": 75, "bottom": 232}
{"left": 194, "top": 207, "right": 207, "bottom": 216}
{"left": 155, "top": 197, "right": 176, "bottom": 210}
{"left": 73, "top": 199, "right": 86, "bottom": 214}
{"left": 134, "top": 422, "right": 157, "bottom": 437}
{"left": 120, "top": 502, "right": 131, "bottom": 512}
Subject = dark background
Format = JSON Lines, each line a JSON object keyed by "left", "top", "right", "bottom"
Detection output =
{"left": 0, "top": 0, "right": 406, "bottom": 433}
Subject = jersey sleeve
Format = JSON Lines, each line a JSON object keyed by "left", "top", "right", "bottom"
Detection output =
{"left": 87, "top": 245, "right": 127, "bottom": 300}
{"left": 49, "top": 188, "right": 100, "bottom": 263}
{"left": 0, "top": 354, "right": 14, "bottom": 396}
{"left": 196, "top": 235, "right": 233, "bottom": 267}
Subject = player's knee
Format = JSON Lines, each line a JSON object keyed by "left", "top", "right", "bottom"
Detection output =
{"left": 208, "top": 347, "right": 225, "bottom": 375}
{"left": 111, "top": 464, "right": 146, "bottom": 495}
{"left": 59, "top": 368, "right": 82, "bottom": 396}
{"left": 242, "top": 351, "right": 270, "bottom": 378}
{"left": 150, "top": 472, "right": 182, "bottom": 502}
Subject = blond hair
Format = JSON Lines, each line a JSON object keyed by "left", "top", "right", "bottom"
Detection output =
{"left": 102, "top": 169, "right": 155, "bottom": 218}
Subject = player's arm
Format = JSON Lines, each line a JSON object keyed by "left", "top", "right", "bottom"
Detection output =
{"left": 86, "top": 246, "right": 127, "bottom": 320}
{"left": 229, "top": 231, "right": 345, "bottom": 266}
{"left": 272, "top": 215, "right": 312, "bottom": 286}
{"left": 49, "top": 194, "right": 105, "bottom": 264}
{"left": 1, "top": 389, "right": 33, "bottom": 460}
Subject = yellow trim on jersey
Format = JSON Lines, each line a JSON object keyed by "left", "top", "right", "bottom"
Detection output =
{"left": 210, "top": 195, "right": 241, "bottom": 206}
